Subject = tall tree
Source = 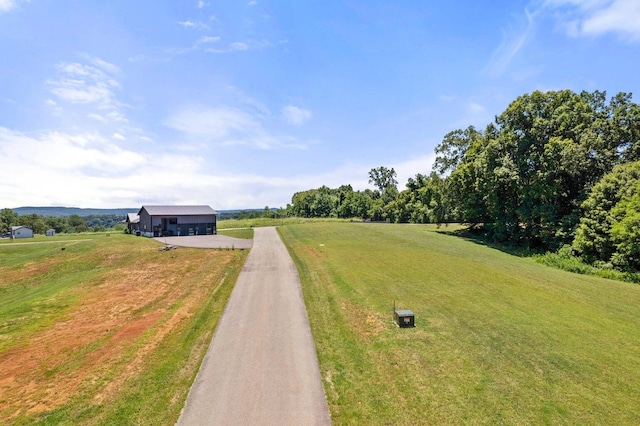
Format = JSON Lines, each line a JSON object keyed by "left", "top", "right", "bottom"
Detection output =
{"left": 572, "top": 161, "right": 640, "bottom": 266}
{"left": 435, "top": 90, "right": 640, "bottom": 249}
{"left": 0, "top": 208, "right": 19, "bottom": 233}
{"left": 368, "top": 167, "right": 397, "bottom": 193}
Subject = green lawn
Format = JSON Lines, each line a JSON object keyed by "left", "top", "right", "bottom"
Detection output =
{"left": 279, "top": 222, "right": 640, "bottom": 425}
{"left": 0, "top": 233, "right": 246, "bottom": 425}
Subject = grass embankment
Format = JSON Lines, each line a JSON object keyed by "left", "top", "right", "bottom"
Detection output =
{"left": 279, "top": 223, "right": 640, "bottom": 425}
{"left": 216, "top": 216, "right": 352, "bottom": 231}
{"left": 0, "top": 233, "right": 247, "bottom": 425}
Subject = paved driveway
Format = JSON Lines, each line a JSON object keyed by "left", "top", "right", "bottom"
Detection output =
{"left": 153, "top": 234, "right": 253, "bottom": 249}
{"left": 176, "top": 227, "right": 331, "bottom": 425}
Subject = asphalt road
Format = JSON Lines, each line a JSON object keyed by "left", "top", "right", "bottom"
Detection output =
{"left": 176, "top": 227, "right": 331, "bottom": 425}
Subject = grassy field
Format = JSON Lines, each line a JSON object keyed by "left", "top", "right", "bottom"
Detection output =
{"left": 216, "top": 216, "right": 352, "bottom": 230}
{"left": 279, "top": 222, "right": 640, "bottom": 425}
{"left": 0, "top": 233, "right": 247, "bottom": 425}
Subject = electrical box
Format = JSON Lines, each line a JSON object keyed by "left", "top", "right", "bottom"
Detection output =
{"left": 394, "top": 309, "right": 415, "bottom": 328}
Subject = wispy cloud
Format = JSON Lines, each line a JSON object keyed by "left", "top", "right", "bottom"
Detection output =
{"left": 47, "top": 60, "right": 121, "bottom": 108}
{"left": 281, "top": 105, "right": 312, "bottom": 126}
{"left": 202, "top": 39, "right": 277, "bottom": 54}
{"left": 177, "top": 20, "right": 210, "bottom": 30}
{"left": 0, "top": 0, "right": 28, "bottom": 13}
{"left": 168, "top": 36, "right": 264, "bottom": 55}
{"left": 544, "top": 0, "right": 640, "bottom": 42}
{"left": 485, "top": 8, "right": 537, "bottom": 77}
{"left": 165, "top": 106, "right": 307, "bottom": 150}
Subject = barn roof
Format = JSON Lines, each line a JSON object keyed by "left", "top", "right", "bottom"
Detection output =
{"left": 126, "top": 213, "right": 140, "bottom": 223}
{"left": 138, "top": 205, "right": 217, "bottom": 216}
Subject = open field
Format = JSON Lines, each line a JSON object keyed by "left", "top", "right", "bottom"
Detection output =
{"left": 216, "top": 216, "right": 352, "bottom": 230}
{"left": 0, "top": 233, "right": 247, "bottom": 425}
{"left": 279, "top": 222, "right": 640, "bottom": 425}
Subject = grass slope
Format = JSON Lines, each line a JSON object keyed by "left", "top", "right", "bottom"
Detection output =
{"left": 0, "top": 233, "right": 247, "bottom": 425}
{"left": 279, "top": 223, "right": 640, "bottom": 425}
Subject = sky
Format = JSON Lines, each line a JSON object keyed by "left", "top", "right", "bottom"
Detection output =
{"left": 1, "top": 0, "right": 639, "bottom": 210}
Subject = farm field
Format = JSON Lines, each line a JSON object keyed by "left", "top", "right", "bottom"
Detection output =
{"left": 0, "top": 233, "right": 247, "bottom": 425}
{"left": 279, "top": 222, "right": 640, "bottom": 425}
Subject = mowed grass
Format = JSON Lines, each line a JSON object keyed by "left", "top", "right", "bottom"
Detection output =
{"left": 0, "top": 233, "right": 247, "bottom": 425}
{"left": 279, "top": 223, "right": 640, "bottom": 425}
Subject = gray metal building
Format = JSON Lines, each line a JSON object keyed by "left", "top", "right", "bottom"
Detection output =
{"left": 137, "top": 205, "right": 217, "bottom": 237}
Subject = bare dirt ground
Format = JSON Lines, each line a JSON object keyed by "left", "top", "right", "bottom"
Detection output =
{"left": 0, "top": 245, "right": 237, "bottom": 421}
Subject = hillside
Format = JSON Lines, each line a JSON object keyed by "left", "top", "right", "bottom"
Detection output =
{"left": 12, "top": 207, "right": 138, "bottom": 217}
{"left": 11, "top": 207, "right": 265, "bottom": 219}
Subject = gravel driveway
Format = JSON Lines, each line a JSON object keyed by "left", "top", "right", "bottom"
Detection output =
{"left": 153, "top": 234, "right": 253, "bottom": 249}
{"left": 176, "top": 227, "right": 331, "bottom": 425}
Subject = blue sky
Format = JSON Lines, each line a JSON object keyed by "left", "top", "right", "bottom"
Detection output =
{"left": 1, "top": 0, "right": 639, "bottom": 209}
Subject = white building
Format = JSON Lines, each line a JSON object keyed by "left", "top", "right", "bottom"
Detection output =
{"left": 11, "top": 226, "right": 34, "bottom": 239}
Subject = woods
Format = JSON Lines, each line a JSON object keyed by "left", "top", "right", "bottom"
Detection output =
{"left": 0, "top": 209, "right": 125, "bottom": 234}
{"left": 289, "top": 90, "right": 640, "bottom": 274}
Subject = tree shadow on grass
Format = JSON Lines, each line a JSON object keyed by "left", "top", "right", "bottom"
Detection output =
{"left": 434, "top": 225, "right": 542, "bottom": 258}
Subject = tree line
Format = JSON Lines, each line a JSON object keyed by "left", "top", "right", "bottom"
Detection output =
{"left": 0, "top": 209, "right": 126, "bottom": 234}
{"left": 287, "top": 90, "right": 640, "bottom": 273}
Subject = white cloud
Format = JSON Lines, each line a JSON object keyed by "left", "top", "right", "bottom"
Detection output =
{"left": 177, "top": 20, "right": 210, "bottom": 30}
{"left": 196, "top": 36, "right": 221, "bottom": 45}
{"left": 48, "top": 61, "right": 120, "bottom": 106}
{"left": 165, "top": 106, "right": 309, "bottom": 150}
{"left": 88, "top": 57, "right": 122, "bottom": 75}
{"left": 0, "top": 125, "right": 300, "bottom": 209}
{"left": 0, "top": 125, "right": 438, "bottom": 209}
{"left": 113, "top": 132, "right": 126, "bottom": 140}
{"left": 166, "top": 107, "right": 259, "bottom": 140}
{"left": 0, "top": 0, "right": 27, "bottom": 13}
{"left": 230, "top": 42, "right": 249, "bottom": 51}
{"left": 392, "top": 154, "right": 438, "bottom": 189}
{"left": 544, "top": 0, "right": 640, "bottom": 41}
{"left": 203, "top": 39, "right": 273, "bottom": 54}
{"left": 281, "top": 105, "right": 312, "bottom": 126}
{"left": 197, "top": 0, "right": 207, "bottom": 8}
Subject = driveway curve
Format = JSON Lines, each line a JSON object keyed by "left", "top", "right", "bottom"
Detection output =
{"left": 176, "top": 227, "right": 331, "bottom": 425}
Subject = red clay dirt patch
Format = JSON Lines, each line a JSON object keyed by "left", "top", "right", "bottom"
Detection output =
{"left": 0, "top": 247, "right": 236, "bottom": 421}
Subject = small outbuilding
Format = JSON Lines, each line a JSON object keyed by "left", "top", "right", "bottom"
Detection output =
{"left": 46, "top": 229, "right": 56, "bottom": 237}
{"left": 137, "top": 205, "right": 217, "bottom": 237}
{"left": 126, "top": 213, "right": 140, "bottom": 235}
{"left": 11, "top": 226, "right": 34, "bottom": 239}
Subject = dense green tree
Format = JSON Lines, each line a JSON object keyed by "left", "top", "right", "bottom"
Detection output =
{"left": 610, "top": 184, "right": 640, "bottom": 270}
{"left": 0, "top": 208, "right": 19, "bottom": 233}
{"left": 368, "top": 166, "right": 398, "bottom": 204}
{"left": 44, "top": 216, "right": 67, "bottom": 233}
{"left": 387, "top": 173, "right": 449, "bottom": 223}
{"left": 66, "top": 214, "right": 88, "bottom": 233}
{"left": 435, "top": 90, "right": 640, "bottom": 249}
{"left": 20, "top": 214, "right": 47, "bottom": 234}
{"left": 433, "top": 126, "right": 482, "bottom": 176}
{"left": 291, "top": 186, "right": 338, "bottom": 218}
{"left": 572, "top": 161, "right": 640, "bottom": 266}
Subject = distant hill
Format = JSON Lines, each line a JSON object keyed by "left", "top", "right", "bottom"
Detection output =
{"left": 13, "top": 207, "right": 138, "bottom": 217}
{"left": 11, "top": 206, "right": 266, "bottom": 219}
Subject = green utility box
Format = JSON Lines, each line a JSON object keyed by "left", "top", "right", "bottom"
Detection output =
{"left": 394, "top": 309, "right": 415, "bottom": 328}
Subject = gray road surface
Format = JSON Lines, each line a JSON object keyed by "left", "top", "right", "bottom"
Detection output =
{"left": 154, "top": 234, "right": 253, "bottom": 249}
{"left": 176, "top": 227, "right": 331, "bottom": 425}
